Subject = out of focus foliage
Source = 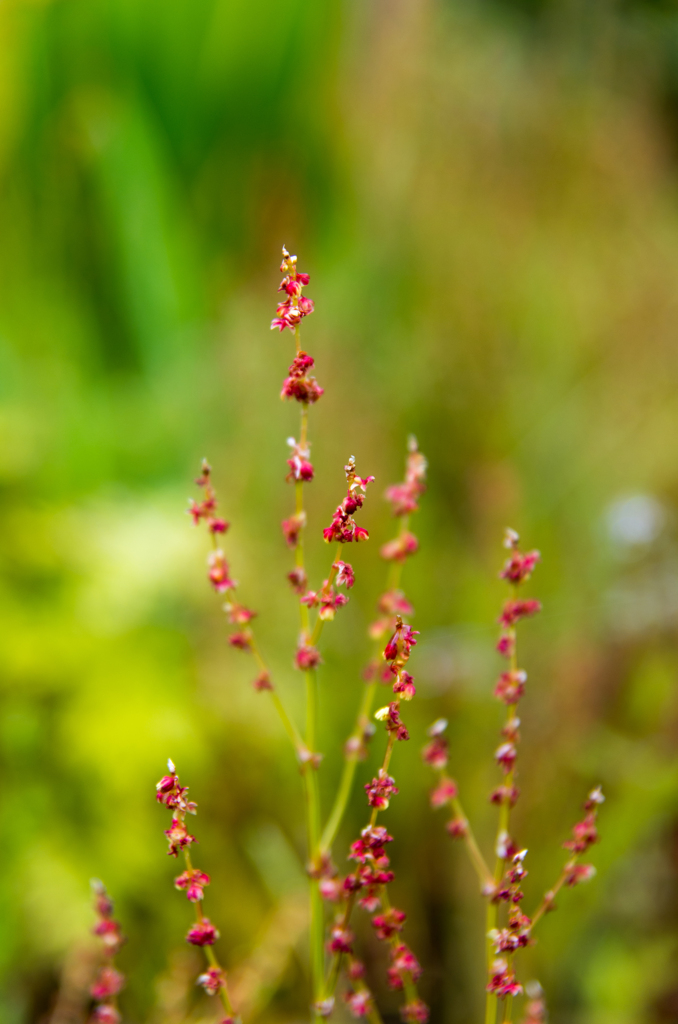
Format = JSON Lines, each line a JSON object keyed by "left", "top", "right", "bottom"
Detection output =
{"left": 2, "top": 0, "right": 678, "bottom": 1022}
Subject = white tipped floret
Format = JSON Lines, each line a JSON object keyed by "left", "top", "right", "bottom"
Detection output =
{"left": 428, "top": 718, "right": 448, "bottom": 737}
{"left": 374, "top": 706, "right": 390, "bottom": 721}
{"left": 167, "top": 758, "right": 176, "bottom": 773}
{"left": 588, "top": 785, "right": 605, "bottom": 804}
{"left": 504, "top": 527, "right": 520, "bottom": 549}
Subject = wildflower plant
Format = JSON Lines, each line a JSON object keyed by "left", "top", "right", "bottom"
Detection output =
{"left": 87, "top": 248, "right": 603, "bottom": 1024}
{"left": 422, "top": 530, "right": 604, "bottom": 1024}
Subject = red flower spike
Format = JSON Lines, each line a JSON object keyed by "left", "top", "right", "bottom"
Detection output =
{"left": 271, "top": 248, "right": 315, "bottom": 333}
{"left": 323, "top": 457, "right": 374, "bottom": 543}
{"left": 186, "top": 918, "right": 219, "bottom": 946}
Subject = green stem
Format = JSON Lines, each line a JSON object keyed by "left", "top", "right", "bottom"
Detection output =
{"left": 320, "top": 676, "right": 377, "bottom": 854}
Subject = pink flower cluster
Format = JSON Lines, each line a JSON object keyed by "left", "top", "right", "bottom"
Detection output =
{"left": 281, "top": 352, "right": 324, "bottom": 405}
{"left": 300, "top": 560, "right": 354, "bottom": 623}
{"left": 323, "top": 457, "right": 374, "bottom": 543}
{"left": 271, "top": 246, "right": 314, "bottom": 332}
{"left": 89, "top": 881, "right": 125, "bottom": 1024}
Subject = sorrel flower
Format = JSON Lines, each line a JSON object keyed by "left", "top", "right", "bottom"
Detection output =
{"left": 89, "top": 881, "right": 125, "bottom": 1024}
{"left": 372, "top": 907, "right": 406, "bottom": 940}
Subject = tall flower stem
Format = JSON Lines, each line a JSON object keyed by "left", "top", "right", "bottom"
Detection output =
{"left": 320, "top": 521, "right": 410, "bottom": 856}
{"left": 486, "top": 586, "right": 519, "bottom": 1024}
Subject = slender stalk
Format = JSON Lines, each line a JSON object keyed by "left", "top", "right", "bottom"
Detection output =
{"left": 486, "top": 586, "right": 519, "bottom": 1024}
{"left": 319, "top": 521, "right": 410, "bottom": 855}
{"left": 448, "top": 793, "right": 493, "bottom": 888}
{"left": 184, "top": 847, "right": 238, "bottom": 1020}
{"left": 529, "top": 858, "right": 577, "bottom": 930}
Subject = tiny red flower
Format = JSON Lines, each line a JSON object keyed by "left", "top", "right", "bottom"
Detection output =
{"left": 328, "top": 925, "right": 354, "bottom": 954}
{"left": 446, "top": 817, "right": 468, "bottom": 839}
{"left": 401, "top": 1000, "right": 430, "bottom": 1023}
{"left": 282, "top": 512, "right": 306, "bottom": 548}
{"left": 90, "top": 967, "right": 125, "bottom": 1000}
{"left": 287, "top": 567, "right": 307, "bottom": 593}
{"left": 498, "top": 599, "right": 541, "bottom": 628}
{"left": 253, "top": 670, "right": 273, "bottom": 691}
{"left": 186, "top": 918, "right": 218, "bottom": 946}
{"left": 175, "top": 868, "right": 211, "bottom": 902}
{"left": 228, "top": 630, "right": 252, "bottom": 651}
{"left": 494, "top": 742, "right": 517, "bottom": 774}
{"left": 499, "top": 549, "right": 540, "bottom": 584}
{"left": 295, "top": 643, "right": 322, "bottom": 670}
{"left": 164, "top": 817, "right": 196, "bottom": 857}
{"left": 208, "top": 550, "right": 236, "bottom": 592}
{"left": 197, "top": 966, "right": 225, "bottom": 995}
{"left": 365, "top": 770, "right": 399, "bottom": 809}
{"left": 372, "top": 906, "right": 406, "bottom": 940}
{"left": 430, "top": 778, "right": 457, "bottom": 809}
{"left": 380, "top": 531, "right": 419, "bottom": 562}
{"left": 493, "top": 670, "right": 527, "bottom": 705}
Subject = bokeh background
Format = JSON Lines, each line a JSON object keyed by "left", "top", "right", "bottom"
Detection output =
{"left": 2, "top": 0, "right": 678, "bottom": 1021}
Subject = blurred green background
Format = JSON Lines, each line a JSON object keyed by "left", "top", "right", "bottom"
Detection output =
{"left": 2, "top": 0, "right": 678, "bottom": 1021}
